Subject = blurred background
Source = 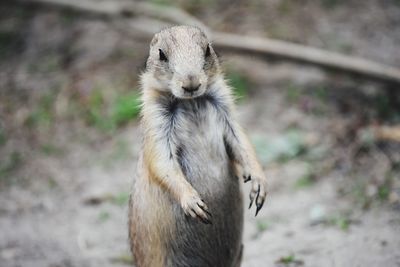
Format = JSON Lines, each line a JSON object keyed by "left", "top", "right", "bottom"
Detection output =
{"left": 1, "top": 0, "right": 400, "bottom": 266}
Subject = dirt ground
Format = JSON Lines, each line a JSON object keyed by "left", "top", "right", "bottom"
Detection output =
{"left": 1, "top": 1, "right": 400, "bottom": 267}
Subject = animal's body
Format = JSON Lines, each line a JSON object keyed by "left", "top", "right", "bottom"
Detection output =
{"left": 129, "top": 26, "right": 267, "bottom": 267}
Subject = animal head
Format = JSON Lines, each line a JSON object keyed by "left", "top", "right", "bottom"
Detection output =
{"left": 144, "top": 25, "right": 220, "bottom": 99}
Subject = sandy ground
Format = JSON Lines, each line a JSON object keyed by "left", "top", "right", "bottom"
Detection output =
{"left": 1, "top": 88, "right": 400, "bottom": 267}
{"left": 1, "top": 1, "right": 400, "bottom": 266}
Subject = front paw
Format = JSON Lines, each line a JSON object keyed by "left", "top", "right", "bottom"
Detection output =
{"left": 180, "top": 191, "right": 212, "bottom": 224}
{"left": 236, "top": 163, "right": 252, "bottom": 183}
{"left": 248, "top": 175, "right": 268, "bottom": 217}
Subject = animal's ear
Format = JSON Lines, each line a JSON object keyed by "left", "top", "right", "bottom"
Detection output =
{"left": 205, "top": 43, "right": 211, "bottom": 58}
{"left": 206, "top": 43, "right": 220, "bottom": 59}
{"left": 205, "top": 43, "right": 220, "bottom": 60}
{"left": 150, "top": 35, "right": 159, "bottom": 47}
{"left": 159, "top": 49, "right": 168, "bottom": 62}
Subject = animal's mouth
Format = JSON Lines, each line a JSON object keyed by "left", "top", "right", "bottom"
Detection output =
{"left": 173, "top": 88, "right": 205, "bottom": 99}
{"left": 182, "top": 90, "right": 202, "bottom": 98}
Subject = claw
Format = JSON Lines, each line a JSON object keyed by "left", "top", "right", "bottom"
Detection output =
{"left": 255, "top": 184, "right": 260, "bottom": 202}
{"left": 199, "top": 216, "right": 212, "bottom": 225}
{"left": 255, "top": 201, "right": 264, "bottom": 216}
{"left": 249, "top": 195, "right": 254, "bottom": 209}
{"left": 255, "top": 184, "right": 265, "bottom": 216}
{"left": 250, "top": 184, "right": 260, "bottom": 211}
{"left": 198, "top": 203, "right": 212, "bottom": 217}
{"left": 190, "top": 206, "right": 212, "bottom": 225}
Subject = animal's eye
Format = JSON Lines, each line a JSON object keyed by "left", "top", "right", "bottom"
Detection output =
{"left": 205, "top": 44, "right": 211, "bottom": 58}
{"left": 159, "top": 49, "right": 168, "bottom": 62}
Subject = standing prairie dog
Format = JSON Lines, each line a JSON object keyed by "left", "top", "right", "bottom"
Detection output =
{"left": 129, "top": 25, "right": 268, "bottom": 267}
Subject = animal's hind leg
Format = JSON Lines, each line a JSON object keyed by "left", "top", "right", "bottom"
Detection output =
{"left": 233, "top": 244, "right": 243, "bottom": 267}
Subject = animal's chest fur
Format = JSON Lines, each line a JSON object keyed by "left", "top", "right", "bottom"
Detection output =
{"left": 143, "top": 94, "right": 244, "bottom": 267}
{"left": 167, "top": 96, "right": 232, "bottom": 193}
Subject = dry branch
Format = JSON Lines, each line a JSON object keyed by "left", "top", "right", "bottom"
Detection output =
{"left": 212, "top": 32, "right": 400, "bottom": 84}
{"left": 17, "top": 0, "right": 400, "bottom": 84}
{"left": 21, "top": 0, "right": 210, "bottom": 33}
{"left": 371, "top": 125, "right": 400, "bottom": 143}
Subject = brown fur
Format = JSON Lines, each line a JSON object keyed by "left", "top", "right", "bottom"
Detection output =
{"left": 129, "top": 26, "right": 267, "bottom": 267}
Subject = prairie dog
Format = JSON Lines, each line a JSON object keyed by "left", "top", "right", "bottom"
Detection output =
{"left": 129, "top": 25, "right": 268, "bottom": 267}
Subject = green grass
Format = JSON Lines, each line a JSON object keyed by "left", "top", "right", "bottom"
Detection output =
{"left": 87, "top": 191, "right": 130, "bottom": 206}
{"left": 278, "top": 254, "right": 295, "bottom": 264}
{"left": 44, "top": 85, "right": 139, "bottom": 160}
{"left": 374, "top": 93, "right": 400, "bottom": 123}
{"left": 313, "top": 86, "right": 328, "bottom": 102}
{"left": 40, "top": 143, "right": 64, "bottom": 156}
{"left": 252, "top": 130, "right": 307, "bottom": 164}
{"left": 26, "top": 93, "right": 55, "bottom": 129}
{"left": 320, "top": 0, "right": 343, "bottom": 8}
{"left": 98, "top": 211, "right": 111, "bottom": 222}
{"left": 60, "top": 10, "right": 78, "bottom": 25}
{"left": 305, "top": 145, "right": 329, "bottom": 161}
{"left": 111, "top": 191, "right": 130, "bottom": 206}
{"left": 377, "top": 173, "right": 393, "bottom": 201}
{"left": 28, "top": 54, "right": 61, "bottom": 73}
{"left": 337, "top": 42, "right": 354, "bottom": 54}
{"left": 285, "top": 83, "right": 330, "bottom": 116}
{"left": 0, "top": 125, "right": 6, "bottom": 146}
{"left": 149, "top": 0, "right": 174, "bottom": 6}
{"left": 0, "top": 152, "right": 22, "bottom": 181}
{"left": 47, "top": 176, "right": 58, "bottom": 189}
{"left": 110, "top": 253, "right": 134, "bottom": 265}
{"left": 112, "top": 92, "right": 141, "bottom": 126}
{"left": 286, "top": 83, "right": 302, "bottom": 103}
{"left": 276, "top": 254, "right": 303, "bottom": 265}
{"left": 277, "top": 0, "right": 292, "bottom": 15}
{"left": 295, "top": 172, "right": 315, "bottom": 188}
{"left": 255, "top": 219, "right": 270, "bottom": 233}
{"left": 180, "top": 0, "right": 215, "bottom": 12}
{"left": 378, "top": 185, "right": 390, "bottom": 201}
{"left": 84, "top": 89, "right": 141, "bottom": 132}
{"left": 328, "top": 215, "right": 350, "bottom": 231}
{"left": 85, "top": 89, "right": 108, "bottom": 130}
{"left": 350, "top": 171, "right": 394, "bottom": 208}
{"left": 226, "top": 72, "right": 249, "bottom": 101}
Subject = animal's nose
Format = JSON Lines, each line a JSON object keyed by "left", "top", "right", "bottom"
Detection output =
{"left": 182, "top": 75, "right": 201, "bottom": 92}
{"left": 182, "top": 84, "right": 201, "bottom": 92}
